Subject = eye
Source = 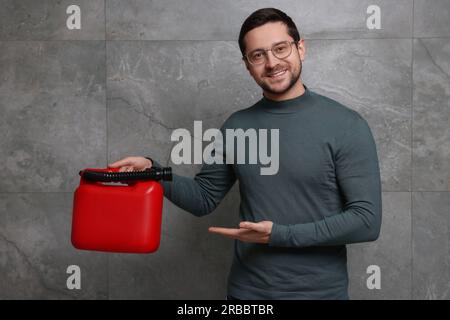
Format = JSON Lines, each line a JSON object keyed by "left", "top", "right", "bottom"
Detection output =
{"left": 274, "top": 44, "right": 288, "bottom": 53}
{"left": 252, "top": 52, "right": 263, "bottom": 59}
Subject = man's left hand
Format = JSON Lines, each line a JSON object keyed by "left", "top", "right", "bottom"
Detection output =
{"left": 208, "top": 221, "right": 273, "bottom": 244}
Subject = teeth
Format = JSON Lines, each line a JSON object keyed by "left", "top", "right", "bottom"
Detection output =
{"left": 269, "top": 70, "right": 286, "bottom": 77}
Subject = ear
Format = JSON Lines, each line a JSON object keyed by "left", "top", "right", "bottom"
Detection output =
{"left": 296, "top": 39, "right": 306, "bottom": 62}
{"left": 243, "top": 57, "right": 251, "bottom": 72}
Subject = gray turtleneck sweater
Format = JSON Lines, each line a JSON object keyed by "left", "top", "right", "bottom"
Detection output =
{"left": 152, "top": 87, "right": 382, "bottom": 299}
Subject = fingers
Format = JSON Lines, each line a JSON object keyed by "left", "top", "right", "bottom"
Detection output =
{"left": 208, "top": 226, "right": 270, "bottom": 244}
{"left": 208, "top": 227, "right": 240, "bottom": 237}
{"left": 108, "top": 157, "right": 133, "bottom": 168}
{"left": 108, "top": 156, "right": 151, "bottom": 172}
{"left": 109, "top": 157, "right": 140, "bottom": 172}
{"left": 239, "top": 221, "right": 265, "bottom": 233}
{"left": 208, "top": 227, "right": 255, "bottom": 238}
{"left": 118, "top": 166, "right": 135, "bottom": 172}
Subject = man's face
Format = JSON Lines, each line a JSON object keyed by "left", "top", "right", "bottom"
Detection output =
{"left": 243, "top": 22, "right": 305, "bottom": 97}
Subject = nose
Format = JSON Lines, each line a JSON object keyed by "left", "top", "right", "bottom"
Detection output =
{"left": 265, "top": 50, "right": 280, "bottom": 69}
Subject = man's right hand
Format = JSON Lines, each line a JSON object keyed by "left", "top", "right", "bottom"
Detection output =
{"left": 108, "top": 156, "right": 152, "bottom": 172}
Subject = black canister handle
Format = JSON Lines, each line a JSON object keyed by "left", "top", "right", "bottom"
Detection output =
{"left": 80, "top": 167, "right": 172, "bottom": 182}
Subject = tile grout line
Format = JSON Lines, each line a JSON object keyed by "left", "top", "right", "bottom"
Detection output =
{"left": 2, "top": 190, "right": 450, "bottom": 194}
{"left": 410, "top": 0, "right": 415, "bottom": 301}
{"left": 1, "top": 36, "right": 450, "bottom": 42}
{"left": 104, "top": 0, "right": 110, "bottom": 301}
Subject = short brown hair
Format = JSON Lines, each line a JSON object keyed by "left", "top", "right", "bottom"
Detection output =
{"left": 238, "top": 8, "right": 301, "bottom": 57}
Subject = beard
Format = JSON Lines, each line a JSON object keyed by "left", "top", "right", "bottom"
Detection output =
{"left": 258, "top": 59, "right": 302, "bottom": 96}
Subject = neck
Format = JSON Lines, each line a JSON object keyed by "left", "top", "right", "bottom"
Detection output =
{"left": 263, "top": 78, "right": 305, "bottom": 101}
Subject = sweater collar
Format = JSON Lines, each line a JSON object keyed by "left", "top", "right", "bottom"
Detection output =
{"left": 258, "top": 85, "right": 313, "bottom": 114}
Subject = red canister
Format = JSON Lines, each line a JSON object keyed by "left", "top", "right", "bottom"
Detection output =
{"left": 71, "top": 167, "right": 171, "bottom": 253}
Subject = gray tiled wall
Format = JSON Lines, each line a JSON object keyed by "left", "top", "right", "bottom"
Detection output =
{"left": 0, "top": 0, "right": 449, "bottom": 299}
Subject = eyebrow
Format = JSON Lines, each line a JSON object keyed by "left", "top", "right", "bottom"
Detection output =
{"left": 249, "top": 41, "right": 289, "bottom": 53}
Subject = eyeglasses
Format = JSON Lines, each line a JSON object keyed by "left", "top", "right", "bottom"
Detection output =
{"left": 244, "top": 41, "right": 298, "bottom": 65}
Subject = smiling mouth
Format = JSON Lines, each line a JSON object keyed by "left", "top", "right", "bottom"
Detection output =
{"left": 266, "top": 69, "right": 287, "bottom": 78}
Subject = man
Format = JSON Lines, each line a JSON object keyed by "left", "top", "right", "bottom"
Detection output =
{"left": 109, "top": 8, "right": 382, "bottom": 299}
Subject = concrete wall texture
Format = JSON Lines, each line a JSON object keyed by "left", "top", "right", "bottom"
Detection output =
{"left": 0, "top": 0, "right": 449, "bottom": 299}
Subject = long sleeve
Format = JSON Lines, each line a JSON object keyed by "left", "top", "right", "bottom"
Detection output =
{"left": 149, "top": 127, "right": 237, "bottom": 217}
{"left": 269, "top": 116, "right": 382, "bottom": 248}
{"left": 160, "top": 162, "right": 236, "bottom": 217}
